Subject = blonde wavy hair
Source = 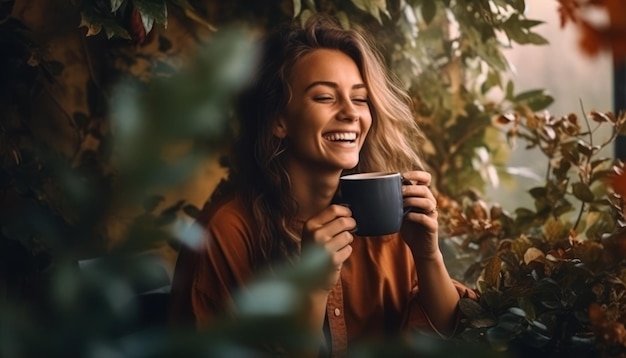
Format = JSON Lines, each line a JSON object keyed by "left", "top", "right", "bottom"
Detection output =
{"left": 225, "top": 13, "right": 424, "bottom": 266}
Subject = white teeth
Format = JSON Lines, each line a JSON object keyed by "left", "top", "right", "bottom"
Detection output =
{"left": 323, "top": 132, "right": 357, "bottom": 141}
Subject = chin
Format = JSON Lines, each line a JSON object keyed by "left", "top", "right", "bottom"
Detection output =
{"left": 340, "top": 160, "right": 360, "bottom": 170}
{"left": 322, "top": 155, "right": 360, "bottom": 171}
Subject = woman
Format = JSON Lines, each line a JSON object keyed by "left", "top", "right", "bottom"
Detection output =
{"left": 169, "top": 14, "right": 475, "bottom": 356}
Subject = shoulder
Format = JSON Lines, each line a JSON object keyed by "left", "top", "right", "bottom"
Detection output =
{"left": 194, "top": 195, "right": 260, "bottom": 265}
{"left": 200, "top": 195, "right": 254, "bottom": 235}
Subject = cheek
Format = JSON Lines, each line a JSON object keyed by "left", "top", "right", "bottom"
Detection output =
{"left": 362, "top": 112, "right": 373, "bottom": 136}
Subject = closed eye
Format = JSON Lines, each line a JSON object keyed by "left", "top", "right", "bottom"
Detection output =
{"left": 314, "top": 96, "right": 334, "bottom": 102}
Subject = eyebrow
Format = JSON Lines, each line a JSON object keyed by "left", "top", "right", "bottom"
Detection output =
{"left": 304, "top": 81, "right": 366, "bottom": 92}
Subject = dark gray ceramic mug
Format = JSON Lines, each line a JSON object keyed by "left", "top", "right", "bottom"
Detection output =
{"left": 338, "top": 172, "right": 406, "bottom": 236}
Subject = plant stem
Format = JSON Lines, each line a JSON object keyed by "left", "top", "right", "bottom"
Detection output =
{"left": 572, "top": 100, "right": 593, "bottom": 233}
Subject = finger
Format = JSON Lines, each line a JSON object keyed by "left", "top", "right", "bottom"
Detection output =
{"left": 332, "top": 244, "right": 353, "bottom": 267}
{"left": 404, "top": 211, "right": 438, "bottom": 232}
{"left": 402, "top": 184, "right": 435, "bottom": 201}
{"left": 400, "top": 171, "right": 432, "bottom": 186}
{"left": 321, "top": 217, "right": 357, "bottom": 241}
{"left": 325, "top": 230, "right": 354, "bottom": 252}
{"left": 305, "top": 204, "right": 353, "bottom": 230}
{"left": 306, "top": 216, "right": 356, "bottom": 245}
{"left": 403, "top": 197, "right": 437, "bottom": 215}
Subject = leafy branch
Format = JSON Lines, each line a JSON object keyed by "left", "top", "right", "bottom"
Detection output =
{"left": 74, "top": 0, "right": 215, "bottom": 44}
{"left": 439, "top": 109, "right": 626, "bottom": 355}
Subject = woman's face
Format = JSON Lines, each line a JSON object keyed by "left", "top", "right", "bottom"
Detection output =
{"left": 274, "top": 48, "right": 372, "bottom": 172}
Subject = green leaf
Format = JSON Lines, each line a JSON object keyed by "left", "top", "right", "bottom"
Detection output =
{"left": 576, "top": 140, "right": 598, "bottom": 157}
{"left": 459, "top": 297, "right": 487, "bottom": 318}
{"left": 484, "top": 255, "right": 502, "bottom": 288}
{"left": 514, "top": 89, "right": 545, "bottom": 102}
{"left": 141, "top": 10, "right": 155, "bottom": 33}
{"left": 519, "top": 19, "right": 545, "bottom": 29}
{"left": 471, "top": 316, "right": 498, "bottom": 329}
{"left": 421, "top": 2, "right": 437, "bottom": 24}
{"left": 157, "top": 199, "right": 185, "bottom": 226}
{"left": 591, "top": 169, "right": 619, "bottom": 183}
{"left": 110, "top": 0, "right": 124, "bottom": 12}
{"left": 509, "top": 0, "right": 525, "bottom": 12}
{"left": 491, "top": 0, "right": 509, "bottom": 10}
{"left": 518, "top": 297, "right": 536, "bottom": 320}
{"left": 102, "top": 19, "right": 131, "bottom": 39}
{"left": 502, "top": 14, "right": 547, "bottom": 46}
{"left": 487, "top": 325, "right": 514, "bottom": 347}
{"left": 505, "top": 80, "right": 514, "bottom": 100}
{"left": 292, "top": 0, "right": 301, "bottom": 17}
{"left": 502, "top": 14, "right": 525, "bottom": 41}
{"left": 350, "top": 0, "right": 390, "bottom": 24}
{"left": 472, "top": 39, "right": 510, "bottom": 71}
{"left": 514, "top": 89, "right": 554, "bottom": 111}
{"left": 528, "top": 187, "right": 547, "bottom": 200}
{"left": 133, "top": 0, "right": 168, "bottom": 30}
{"left": 182, "top": 204, "right": 201, "bottom": 219}
{"left": 572, "top": 182, "right": 595, "bottom": 202}
{"left": 80, "top": 13, "right": 131, "bottom": 39}
{"left": 553, "top": 204, "right": 574, "bottom": 217}
{"left": 514, "top": 208, "right": 535, "bottom": 226}
{"left": 184, "top": 9, "right": 217, "bottom": 31}
{"left": 526, "top": 32, "right": 549, "bottom": 45}
{"left": 590, "top": 157, "right": 611, "bottom": 169}
{"left": 511, "top": 236, "right": 533, "bottom": 260}
{"left": 481, "top": 70, "right": 501, "bottom": 94}
{"left": 143, "top": 194, "right": 165, "bottom": 212}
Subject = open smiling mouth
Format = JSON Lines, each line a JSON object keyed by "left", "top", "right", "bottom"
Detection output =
{"left": 322, "top": 132, "right": 357, "bottom": 144}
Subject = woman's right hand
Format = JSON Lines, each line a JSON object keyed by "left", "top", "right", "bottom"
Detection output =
{"left": 301, "top": 204, "right": 356, "bottom": 291}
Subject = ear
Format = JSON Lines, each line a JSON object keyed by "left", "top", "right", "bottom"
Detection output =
{"left": 271, "top": 115, "right": 288, "bottom": 139}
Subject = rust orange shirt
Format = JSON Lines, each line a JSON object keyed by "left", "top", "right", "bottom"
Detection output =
{"left": 169, "top": 195, "right": 475, "bottom": 356}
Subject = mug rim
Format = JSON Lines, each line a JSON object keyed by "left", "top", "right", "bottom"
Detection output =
{"left": 340, "top": 172, "right": 400, "bottom": 180}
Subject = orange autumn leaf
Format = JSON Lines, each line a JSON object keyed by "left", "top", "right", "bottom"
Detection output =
{"left": 589, "top": 303, "right": 626, "bottom": 348}
{"left": 579, "top": 21, "right": 603, "bottom": 57}
{"left": 604, "top": 0, "right": 626, "bottom": 61}
{"left": 561, "top": 0, "right": 626, "bottom": 62}
{"left": 557, "top": 0, "right": 580, "bottom": 27}
{"left": 605, "top": 0, "right": 626, "bottom": 28}
{"left": 128, "top": 7, "right": 146, "bottom": 46}
{"left": 610, "top": 169, "right": 626, "bottom": 198}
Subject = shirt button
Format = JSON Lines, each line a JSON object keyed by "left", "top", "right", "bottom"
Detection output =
{"left": 334, "top": 308, "right": 341, "bottom": 317}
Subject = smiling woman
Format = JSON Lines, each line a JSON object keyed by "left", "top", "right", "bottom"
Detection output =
{"left": 274, "top": 48, "right": 372, "bottom": 172}
{"left": 168, "top": 13, "right": 476, "bottom": 357}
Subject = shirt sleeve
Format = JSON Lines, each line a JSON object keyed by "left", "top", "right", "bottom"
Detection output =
{"left": 401, "top": 279, "right": 479, "bottom": 338}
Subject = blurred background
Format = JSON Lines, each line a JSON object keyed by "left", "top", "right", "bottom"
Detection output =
{"left": 488, "top": 0, "right": 615, "bottom": 210}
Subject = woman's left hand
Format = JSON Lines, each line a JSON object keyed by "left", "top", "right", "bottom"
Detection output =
{"left": 400, "top": 170, "right": 439, "bottom": 259}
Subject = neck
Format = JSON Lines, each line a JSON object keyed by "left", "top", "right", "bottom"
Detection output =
{"left": 285, "top": 161, "right": 342, "bottom": 222}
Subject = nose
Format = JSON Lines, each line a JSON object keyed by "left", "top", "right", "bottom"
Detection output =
{"left": 338, "top": 99, "right": 359, "bottom": 122}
